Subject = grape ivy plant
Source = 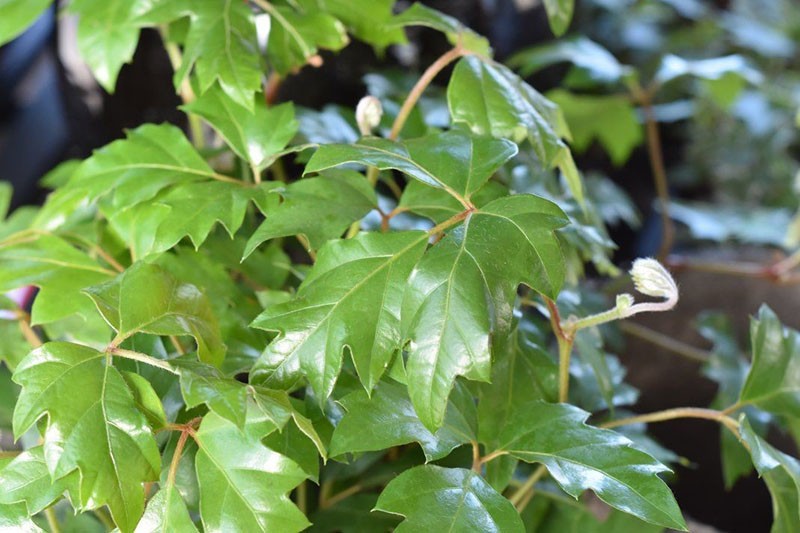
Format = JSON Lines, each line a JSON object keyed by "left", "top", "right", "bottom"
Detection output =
{"left": 0, "top": 1, "right": 798, "bottom": 532}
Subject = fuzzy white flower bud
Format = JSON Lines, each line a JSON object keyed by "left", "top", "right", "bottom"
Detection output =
{"left": 356, "top": 96, "right": 382, "bottom": 136}
{"left": 630, "top": 258, "right": 678, "bottom": 301}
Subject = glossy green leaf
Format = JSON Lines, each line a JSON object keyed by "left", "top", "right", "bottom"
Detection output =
{"left": 741, "top": 417, "right": 800, "bottom": 533}
{"left": 403, "top": 194, "right": 567, "bottom": 430}
{"left": 494, "top": 401, "right": 686, "bottom": 530}
{"left": 262, "top": 413, "right": 322, "bottom": 482}
{"left": 447, "top": 56, "right": 584, "bottom": 205}
{"left": 390, "top": 3, "right": 490, "bottom": 56}
{"left": 244, "top": 170, "right": 377, "bottom": 257}
{"left": 84, "top": 262, "right": 225, "bottom": 366}
{"left": 398, "top": 180, "right": 507, "bottom": 224}
{"left": 173, "top": 357, "right": 249, "bottom": 428}
{"left": 265, "top": 5, "right": 348, "bottom": 76}
{"left": 0, "top": 234, "right": 115, "bottom": 324}
{"left": 375, "top": 465, "right": 524, "bottom": 532}
{"left": 739, "top": 305, "right": 800, "bottom": 418}
{"left": 122, "top": 371, "right": 168, "bottom": 430}
{"left": 67, "top": 0, "right": 152, "bottom": 91}
{"left": 0, "top": 446, "right": 75, "bottom": 515}
{"left": 184, "top": 87, "right": 298, "bottom": 171}
{"left": 135, "top": 484, "right": 198, "bottom": 533}
{"left": 0, "top": 0, "right": 51, "bottom": 46}
{"left": 543, "top": 0, "right": 575, "bottom": 37}
{"left": 330, "top": 379, "right": 475, "bottom": 462}
{"left": 12, "top": 342, "right": 161, "bottom": 532}
{"left": 194, "top": 410, "right": 309, "bottom": 532}
{"left": 522, "top": 496, "right": 664, "bottom": 533}
{"left": 508, "top": 37, "right": 629, "bottom": 83}
{"left": 251, "top": 231, "right": 428, "bottom": 397}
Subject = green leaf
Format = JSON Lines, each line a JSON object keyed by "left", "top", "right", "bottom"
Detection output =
{"left": 0, "top": 502, "right": 42, "bottom": 532}
{"left": 739, "top": 305, "right": 800, "bottom": 418}
{"left": 547, "top": 90, "right": 642, "bottom": 166}
{"left": 244, "top": 170, "right": 377, "bottom": 257}
{"left": 262, "top": 413, "right": 322, "bottom": 482}
{"left": 265, "top": 5, "right": 348, "bottom": 76}
{"left": 390, "top": 3, "right": 490, "bottom": 56}
{"left": 67, "top": 0, "right": 152, "bottom": 91}
{"left": 184, "top": 87, "right": 299, "bottom": 171}
{"left": 251, "top": 231, "right": 428, "bottom": 397}
{"left": 173, "top": 357, "right": 249, "bottom": 428}
{"left": 493, "top": 401, "right": 686, "bottom": 530}
{"left": 543, "top": 0, "right": 574, "bottom": 37}
{"left": 122, "top": 371, "right": 168, "bottom": 430}
{"left": 0, "top": 446, "right": 75, "bottom": 514}
{"left": 740, "top": 416, "right": 800, "bottom": 533}
{"left": 655, "top": 54, "right": 763, "bottom": 87}
{"left": 508, "top": 37, "right": 629, "bottom": 84}
{"left": 84, "top": 262, "right": 225, "bottom": 366}
{"left": 0, "top": 234, "right": 115, "bottom": 324}
{"left": 447, "top": 56, "right": 584, "bottom": 205}
{"left": 12, "top": 342, "right": 161, "bottom": 533}
{"left": 330, "top": 379, "right": 475, "bottom": 462}
{"left": 322, "top": 0, "right": 406, "bottom": 50}
{"left": 403, "top": 194, "right": 567, "bottom": 430}
{"left": 398, "top": 180, "right": 507, "bottom": 225}
{"left": 194, "top": 410, "right": 310, "bottom": 532}
{"left": 308, "top": 494, "right": 400, "bottom": 533}
{"left": 375, "top": 465, "right": 524, "bottom": 532}
{"left": 135, "top": 484, "right": 199, "bottom": 533}
{"left": 0, "top": 0, "right": 51, "bottom": 46}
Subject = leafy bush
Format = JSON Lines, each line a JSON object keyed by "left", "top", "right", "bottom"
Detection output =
{"left": 0, "top": 1, "right": 798, "bottom": 532}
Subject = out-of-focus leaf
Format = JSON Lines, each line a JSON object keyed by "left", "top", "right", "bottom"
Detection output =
{"left": 390, "top": 3, "right": 490, "bottom": 56}
{"left": 0, "top": 0, "right": 51, "bottom": 47}
{"left": 508, "top": 37, "right": 630, "bottom": 84}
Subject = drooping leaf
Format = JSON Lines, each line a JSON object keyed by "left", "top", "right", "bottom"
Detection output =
{"left": 740, "top": 417, "right": 800, "bottom": 533}
{"left": 494, "top": 401, "right": 686, "bottom": 530}
{"left": 0, "top": 446, "right": 76, "bottom": 515}
{"left": 244, "top": 170, "right": 377, "bottom": 257}
{"left": 447, "top": 56, "right": 584, "bottom": 205}
{"left": 12, "top": 343, "right": 161, "bottom": 533}
{"left": 739, "top": 305, "right": 800, "bottom": 418}
{"left": 543, "top": 0, "right": 575, "bottom": 37}
{"left": 403, "top": 194, "right": 567, "bottom": 430}
{"left": 330, "top": 379, "right": 475, "bottom": 462}
{"left": 508, "top": 36, "right": 630, "bottom": 84}
{"left": 251, "top": 231, "right": 428, "bottom": 397}
{"left": 0, "top": 0, "right": 51, "bottom": 46}
{"left": 194, "top": 410, "right": 310, "bottom": 532}
{"left": 375, "top": 465, "right": 524, "bottom": 532}
{"left": 134, "top": 484, "right": 198, "bottom": 533}
{"left": 184, "top": 86, "right": 299, "bottom": 171}
{"left": 0, "top": 234, "right": 115, "bottom": 324}
{"left": 84, "top": 262, "right": 225, "bottom": 366}
{"left": 390, "top": 3, "right": 490, "bottom": 56}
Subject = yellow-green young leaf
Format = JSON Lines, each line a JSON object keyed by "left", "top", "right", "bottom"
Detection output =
{"left": 265, "top": 5, "right": 348, "bottom": 76}
{"left": 251, "top": 231, "right": 428, "bottom": 398}
{"left": 0, "top": 234, "right": 115, "bottom": 324}
{"left": 493, "top": 401, "right": 686, "bottom": 531}
{"left": 84, "top": 262, "right": 225, "bottom": 366}
{"left": 0, "top": 446, "right": 76, "bottom": 515}
{"left": 0, "top": 0, "right": 51, "bottom": 46}
{"left": 194, "top": 411, "right": 310, "bottom": 532}
{"left": 447, "top": 56, "right": 585, "bottom": 206}
{"left": 135, "top": 484, "right": 198, "bottom": 533}
{"left": 0, "top": 502, "right": 42, "bottom": 532}
{"left": 389, "top": 3, "right": 491, "bottom": 56}
{"left": 67, "top": 0, "right": 154, "bottom": 91}
{"left": 739, "top": 305, "right": 800, "bottom": 418}
{"left": 244, "top": 170, "right": 377, "bottom": 258}
{"left": 12, "top": 343, "right": 161, "bottom": 533}
{"left": 543, "top": 0, "right": 575, "bottom": 37}
{"left": 375, "top": 465, "right": 524, "bottom": 532}
{"left": 330, "top": 379, "right": 476, "bottom": 462}
{"left": 183, "top": 87, "right": 299, "bottom": 171}
{"left": 402, "top": 194, "right": 567, "bottom": 430}
{"left": 740, "top": 416, "right": 800, "bottom": 533}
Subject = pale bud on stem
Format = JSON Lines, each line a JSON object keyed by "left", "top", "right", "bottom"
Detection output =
{"left": 356, "top": 96, "right": 382, "bottom": 136}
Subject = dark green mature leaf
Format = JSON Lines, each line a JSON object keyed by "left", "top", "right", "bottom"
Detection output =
{"left": 739, "top": 305, "right": 800, "bottom": 418}
{"left": 244, "top": 170, "right": 377, "bottom": 257}
{"left": 0, "top": 502, "right": 41, "bottom": 532}
{"left": 306, "top": 131, "right": 517, "bottom": 203}
{"left": 508, "top": 37, "right": 629, "bottom": 84}
{"left": 135, "top": 484, "right": 198, "bottom": 533}
{"left": 194, "top": 410, "right": 309, "bottom": 532}
{"left": 447, "top": 56, "right": 583, "bottom": 205}
{"left": 495, "top": 401, "right": 686, "bottom": 530}
{"left": 375, "top": 465, "right": 524, "bottom": 532}
{"left": 543, "top": 0, "right": 575, "bottom": 37}
{"left": 262, "top": 412, "right": 322, "bottom": 482}
{"left": 0, "top": 446, "right": 75, "bottom": 515}
{"left": 522, "top": 495, "right": 664, "bottom": 533}
{"left": 251, "top": 231, "right": 428, "bottom": 397}
{"left": 12, "top": 343, "right": 161, "bottom": 532}
{"left": 740, "top": 417, "right": 800, "bottom": 533}
{"left": 403, "top": 194, "right": 567, "bottom": 430}
{"left": 308, "top": 494, "right": 400, "bottom": 533}
{"left": 398, "top": 180, "right": 507, "bottom": 224}
{"left": 0, "top": 234, "right": 115, "bottom": 324}
{"left": 184, "top": 87, "right": 298, "bottom": 171}
{"left": 67, "top": 0, "right": 152, "bottom": 91}
{"left": 547, "top": 90, "right": 642, "bottom": 166}
{"left": 84, "top": 262, "right": 225, "bottom": 366}
{"left": 330, "top": 379, "right": 475, "bottom": 461}
{"left": 390, "top": 3, "right": 490, "bottom": 56}
{"left": 0, "top": 0, "right": 51, "bottom": 46}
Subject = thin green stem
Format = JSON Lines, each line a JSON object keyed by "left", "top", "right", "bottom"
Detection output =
{"left": 508, "top": 465, "right": 547, "bottom": 509}
{"left": 159, "top": 26, "right": 204, "bottom": 149}
{"left": 296, "top": 481, "right": 307, "bottom": 515}
{"left": 44, "top": 507, "right": 60, "bottom": 533}
{"left": 601, "top": 407, "right": 741, "bottom": 439}
{"left": 721, "top": 400, "right": 746, "bottom": 416}
{"left": 618, "top": 321, "right": 710, "bottom": 363}
{"left": 167, "top": 431, "right": 190, "bottom": 487}
{"left": 544, "top": 297, "right": 574, "bottom": 403}
{"left": 427, "top": 208, "right": 473, "bottom": 237}
{"left": 109, "top": 347, "right": 179, "bottom": 375}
